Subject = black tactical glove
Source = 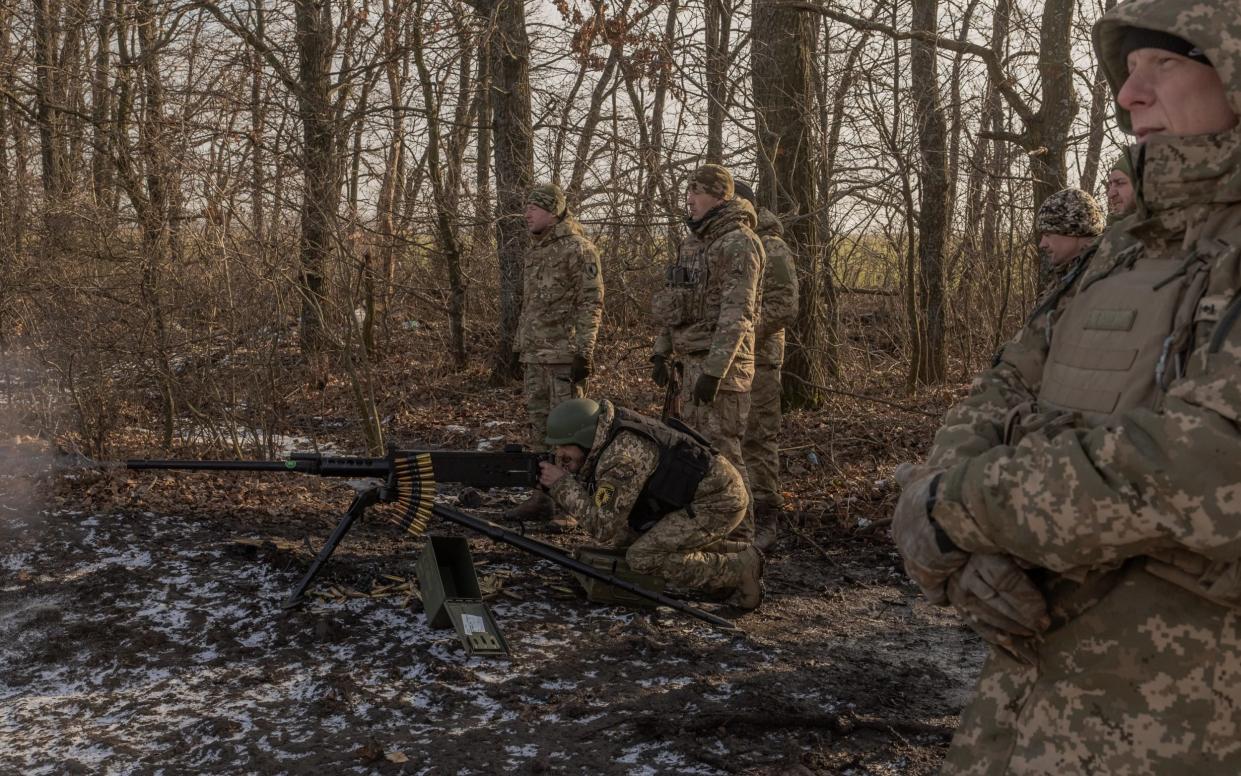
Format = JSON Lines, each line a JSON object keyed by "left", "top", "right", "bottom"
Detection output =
{"left": 692, "top": 373, "right": 721, "bottom": 405}
{"left": 570, "top": 354, "right": 591, "bottom": 383}
{"left": 650, "top": 354, "right": 669, "bottom": 387}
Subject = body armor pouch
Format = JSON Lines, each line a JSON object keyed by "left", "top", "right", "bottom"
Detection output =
{"left": 604, "top": 408, "right": 715, "bottom": 533}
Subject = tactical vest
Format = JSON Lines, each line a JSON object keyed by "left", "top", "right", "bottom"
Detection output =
{"left": 1040, "top": 225, "right": 1241, "bottom": 423}
{"left": 600, "top": 408, "right": 715, "bottom": 533}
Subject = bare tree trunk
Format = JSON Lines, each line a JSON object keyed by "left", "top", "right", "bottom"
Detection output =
{"left": 293, "top": 0, "right": 340, "bottom": 357}
{"left": 753, "top": 0, "right": 834, "bottom": 408}
{"left": 909, "top": 0, "right": 948, "bottom": 386}
{"left": 703, "top": 0, "right": 730, "bottom": 164}
{"left": 472, "top": 42, "right": 494, "bottom": 263}
{"left": 1079, "top": 0, "right": 1116, "bottom": 193}
{"left": 249, "top": 0, "right": 266, "bottom": 242}
{"left": 1025, "top": 0, "right": 1077, "bottom": 211}
{"left": 90, "top": 0, "right": 115, "bottom": 216}
{"left": 34, "top": 0, "right": 68, "bottom": 199}
{"left": 413, "top": 5, "right": 468, "bottom": 368}
{"left": 472, "top": 0, "right": 532, "bottom": 384}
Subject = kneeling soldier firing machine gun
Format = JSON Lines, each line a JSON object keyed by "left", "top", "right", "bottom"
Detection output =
{"left": 537, "top": 398, "right": 765, "bottom": 610}
{"left": 126, "top": 444, "right": 738, "bottom": 631}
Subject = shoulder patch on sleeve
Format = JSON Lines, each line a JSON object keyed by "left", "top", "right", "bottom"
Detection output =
{"left": 594, "top": 483, "right": 616, "bottom": 509}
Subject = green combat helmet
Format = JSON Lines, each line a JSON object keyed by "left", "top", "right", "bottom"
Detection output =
{"left": 544, "top": 398, "right": 601, "bottom": 449}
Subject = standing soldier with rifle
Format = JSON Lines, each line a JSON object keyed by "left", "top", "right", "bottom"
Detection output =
{"left": 507, "top": 183, "right": 604, "bottom": 522}
{"left": 650, "top": 165, "right": 764, "bottom": 522}
{"left": 733, "top": 182, "right": 799, "bottom": 551}
{"left": 537, "top": 398, "right": 765, "bottom": 610}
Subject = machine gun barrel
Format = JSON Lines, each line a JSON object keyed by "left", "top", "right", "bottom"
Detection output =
{"left": 126, "top": 446, "right": 737, "bottom": 631}
{"left": 127, "top": 450, "right": 542, "bottom": 486}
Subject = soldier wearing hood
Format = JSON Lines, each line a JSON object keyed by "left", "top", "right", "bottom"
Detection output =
{"left": 733, "top": 181, "right": 800, "bottom": 550}
{"left": 891, "top": 0, "right": 1241, "bottom": 771}
{"left": 1106, "top": 150, "right": 1137, "bottom": 220}
{"left": 650, "top": 165, "right": 765, "bottom": 512}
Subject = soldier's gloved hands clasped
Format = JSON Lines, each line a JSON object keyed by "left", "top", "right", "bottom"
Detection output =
{"left": 946, "top": 554, "right": 1049, "bottom": 665}
{"left": 948, "top": 554, "right": 1049, "bottom": 635}
{"left": 891, "top": 470, "right": 967, "bottom": 604}
{"left": 692, "top": 374, "right": 721, "bottom": 405}
{"left": 570, "top": 354, "right": 592, "bottom": 383}
{"left": 650, "top": 354, "right": 669, "bottom": 387}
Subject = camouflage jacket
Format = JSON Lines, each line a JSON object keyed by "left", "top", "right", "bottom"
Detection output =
{"left": 548, "top": 400, "right": 747, "bottom": 546}
{"left": 922, "top": 1, "right": 1241, "bottom": 771}
{"left": 516, "top": 217, "right": 604, "bottom": 364}
{"left": 652, "top": 198, "right": 764, "bottom": 390}
{"left": 754, "top": 208, "right": 800, "bottom": 367}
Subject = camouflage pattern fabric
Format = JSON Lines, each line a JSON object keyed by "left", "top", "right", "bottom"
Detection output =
{"left": 1038, "top": 235, "right": 1099, "bottom": 295}
{"left": 1035, "top": 187, "right": 1105, "bottom": 237}
{"left": 516, "top": 216, "right": 604, "bottom": 365}
{"left": 906, "top": 1, "right": 1241, "bottom": 771}
{"left": 1110, "top": 150, "right": 1134, "bottom": 181}
{"left": 652, "top": 196, "right": 764, "bottom": 392}
{"left": 752, "top": 207, "right": 800, "bottom": 367}
{"left": 743, "top": 208, "right": 799, "bottom": 510}
{"left": 742, "top": 365, "right": 782, "bottom": 509}
{"left": 679, "top": 354, "right": 751, "bottom": 487}
{"left": 527, "top": 182, "right": 566, "bottom": 216}
{"left": 548, "top": 400, "right": 755, "bottom": 591}
{"left": 522, "top": 363, "right": 583, "bottom": 450}
{"left": 688, "top": 164, "right": 734, "bottom": 200}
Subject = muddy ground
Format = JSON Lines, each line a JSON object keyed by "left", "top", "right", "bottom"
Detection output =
{"left": 0, "top": 331, "right": 988, "bottom": 775}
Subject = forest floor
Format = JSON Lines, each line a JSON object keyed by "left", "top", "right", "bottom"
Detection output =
{"left": 0, "top": 309, "right": 989, "bottom": 775}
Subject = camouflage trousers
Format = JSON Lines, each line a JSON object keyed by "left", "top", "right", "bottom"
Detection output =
{"left": 942, "top": 564, "right": 1241, "bottom": 775}
{"left": 678, "top": 355, "right": 753, "bottom": 540}
{"left": 678, "top": 355, "right": 751, "bottom": 486}
{"left": 523, "top": 362, "right": 584, "bottom": 450}
{"left": 625, "top": 503, "right": 751, "bottom": 592}
{"left": 742, "top": 364, "right": 783, "bottom": 509}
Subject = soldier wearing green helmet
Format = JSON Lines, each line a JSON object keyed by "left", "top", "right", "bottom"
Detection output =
{"left": 536, "top": 397, "right": 765, "bottom": 610}
{"left": 891, "top": 0, "right": 1241, "bottom": 771}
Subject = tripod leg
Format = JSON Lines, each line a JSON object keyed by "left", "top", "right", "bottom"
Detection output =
{"left": 283, "top": 487, "right": 381, "bottom": 608}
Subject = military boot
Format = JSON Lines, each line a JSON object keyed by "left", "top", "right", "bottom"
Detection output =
{"left": 753, "top": 505, "right": 780, "bottom": 552}
{"left": 502, "top": 490, "right": 556, "bottom": 522}
{"left": 725, "top": 546, "right": 765, "bottom": 610}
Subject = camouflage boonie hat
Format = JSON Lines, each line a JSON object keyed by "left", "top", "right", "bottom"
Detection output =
{"left": 1037, "top": 188, "right": 1105, "bottom": 237}
{"left": 528, "top": 183, "right": 566, "bottom": 217}
{"left": 688, "top": 164, "right": 734, "bottom": 200}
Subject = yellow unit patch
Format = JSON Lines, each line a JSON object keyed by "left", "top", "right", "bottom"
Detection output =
{"left": 594, "top": 484, "right": 616, "bottom": 509}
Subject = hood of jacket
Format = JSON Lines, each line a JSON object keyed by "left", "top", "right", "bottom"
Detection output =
{"left": 1094, "top": 0, "right": 1241, "bottom": 240}
{"left": 687, "top": 196, "right": 758, "bottom": 243}
{"left": 755, "top": 207, "right": 784, "bottom": 239}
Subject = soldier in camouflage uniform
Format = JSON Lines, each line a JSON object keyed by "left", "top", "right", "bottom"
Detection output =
{"left": 733, "top": 182, "right": 799, "bottom": 551}
{"left": 1035, "top": 187, "right": 1104, "bottom": 293}
{"left": 650, "top": 165, "right": 764, "bottom": 498}
{"left": 508, "top": 183, "right": 604, "bottom": 521}
{"left": 892, "top": 1, "right": 1241, "bottom": 771}
{"left": 1105, "top": 151, "right": 1137, "bottom": 221}
{"left": 537, "top": 398, "right": 764, "bottom": 609}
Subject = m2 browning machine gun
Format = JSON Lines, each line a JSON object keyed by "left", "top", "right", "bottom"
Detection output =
{"left": 127, "top": 447, "right": 737, "bottom": 630}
